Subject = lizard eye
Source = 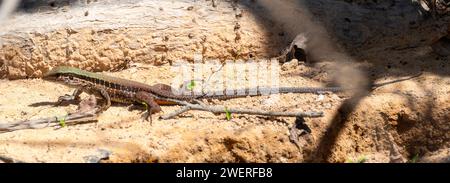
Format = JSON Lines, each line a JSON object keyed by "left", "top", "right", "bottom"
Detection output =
{"left": 69, "top": 75, "right": 73, "bottom": 80}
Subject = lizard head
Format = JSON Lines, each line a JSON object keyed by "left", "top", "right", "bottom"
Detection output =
{"left": 43, "top": 66, "right": 86, "bottom": 87}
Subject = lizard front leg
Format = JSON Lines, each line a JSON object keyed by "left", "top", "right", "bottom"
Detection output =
{"left": 58, "top": 87, "right": 112, "bottom": 112}
{"left": 56, "top": 88, "right": 83, "bottom": 105}
{"left": 135, "top": 91, "right": 162, "bottom": 123}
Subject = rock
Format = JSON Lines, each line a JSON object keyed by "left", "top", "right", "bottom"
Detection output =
{"left": 419, "top": 148, "right": 450, "bottom": 163}
{"left": 83, "top": 149, "right": 112, "bottom": 163}
{"left": 281, "top": 59, "right": 299, "bottom": 71}
{"left": 315, "top": 94, "right": 325, "bottom": 101}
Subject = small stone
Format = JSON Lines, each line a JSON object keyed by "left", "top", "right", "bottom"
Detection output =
{"left": 83, "top": 149, "right": 112, "bottom": 163}
{"left": 316, "top": 94, "right": 325, "bottom": 101}
{"left": 281, "top": 59, "right": 299, "bottom": 71}
{"left": 84, "top": 156, "right": 102, "bottom": 163}
{"left": 331, "top": 94, "right": 341, "bottom": 100}
{"left": 236, "top": 10, "right": 243, "bottom": 18}
{"left": 61, "top": 6, "right": 70, "bottom": 12}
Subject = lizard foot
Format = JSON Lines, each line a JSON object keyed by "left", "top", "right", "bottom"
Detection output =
{"left": 135, "top": 91, "right": 161, "bottom": 125}
{"left": 55, "top": 94, "right": 81, "bottom": 106}
{"left": 141, "top": 111, "right": 153, "bottom": 125}
{"left": 141, "top": 106, "right": 162, "bottom": 125}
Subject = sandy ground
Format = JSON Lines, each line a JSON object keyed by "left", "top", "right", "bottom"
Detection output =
{"left": 0, "top": 61, "right": 340, "bottom": 162}
{"left": 0, "top": 49, "right": 448, "bottom": 162}
{"left": 0, "top": 0, "right": 448, "bottom": 163}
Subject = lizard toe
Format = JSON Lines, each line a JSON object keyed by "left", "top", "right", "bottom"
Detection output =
{"left": 141, "top": 112, "right": 153, "bottom": 125}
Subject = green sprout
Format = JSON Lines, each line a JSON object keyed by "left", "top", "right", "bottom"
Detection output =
{"left": 409, "top": 154, "right": 419, "bottom": 163}
{"left": 224, "top": 107, "right": 231, "bottom": 121}
{"left": 58, "top": 115, "right": 67, "bottom": 127}
{"left": 345, "top": 156, "right": 367, "bottom": 163}
{"left": 186, "top": 80, "right": 196, "bottom": 90}
{"left": 357, "top": 156, "right": 367, "bottom": 163}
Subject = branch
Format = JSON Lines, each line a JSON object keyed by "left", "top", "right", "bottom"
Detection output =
{"left": 158, "top": 97, "right": 323, "bottom": 120}
{"left": 0, "top": 95, "right": 100, "bottom": 134}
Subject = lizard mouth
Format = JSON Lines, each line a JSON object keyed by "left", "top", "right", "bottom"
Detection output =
{"left": 42, "top": 74, "right": 59, "bottom": 82}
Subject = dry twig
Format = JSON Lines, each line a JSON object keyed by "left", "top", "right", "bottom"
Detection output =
{"left": 158, "top": 97, "right": 323, "bottom": 120}
{"left": 0, "top": 95, "right": 100, "bottom": 133}
{"left": 1, "top": 91, "right": 324, "bottom": 132}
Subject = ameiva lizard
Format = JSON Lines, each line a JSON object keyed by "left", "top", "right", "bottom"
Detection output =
{"left": 43, "top": 66, "right": 343, "bottom": 121}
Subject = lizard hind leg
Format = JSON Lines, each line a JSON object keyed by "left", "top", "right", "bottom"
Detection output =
{"left": 135, "top": 91, "right": 162, "bottom": 123}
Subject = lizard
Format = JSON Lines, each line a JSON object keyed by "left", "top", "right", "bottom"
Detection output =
{"left": 42, "top": 66, "right": 343, "bottom": 121}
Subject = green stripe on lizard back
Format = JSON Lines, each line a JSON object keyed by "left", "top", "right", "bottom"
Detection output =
{"left": 44, "top": 66, "right": 196, "bottom": 100}
{"left": 45, "top": 66, "right": 102, "bottom": 79}
{"left": 44, "top": 66, "right": 156, "bottom": 90}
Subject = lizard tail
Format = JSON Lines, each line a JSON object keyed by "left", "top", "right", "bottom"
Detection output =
{"left": 178, "top": 86, "right": 344, "bottom": 100}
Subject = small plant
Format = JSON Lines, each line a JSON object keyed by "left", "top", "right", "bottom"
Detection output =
{"left": 345, "top": 156, "right": 367, "bottom": 163}
{"left": 186, "top": 80, "right": 196, "bottom": 90}
{"left": 408, "top": 154, "right": 420, "bottom": 163}
{"left": 58, "top": 115, "right": 67, "bottom": 127}
{"left": 224, "top": 107, "right": 231, "bottom": 121}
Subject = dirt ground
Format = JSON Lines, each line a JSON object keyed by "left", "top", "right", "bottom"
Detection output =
{"left": 0, "top": 0, "right": 449, "bottom": 163}
{"left": 0, "top": 49, "right": 448, "bottom": 163}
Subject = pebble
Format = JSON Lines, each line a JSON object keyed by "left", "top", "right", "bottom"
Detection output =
{"left": 281, "top": 59, "right": 299, "bottom": 71}
{"left": 316, "top": 94, "right": 325, "bottom": 101}
{"left": 83, "top": 149, "right": 112, "bottom": 163}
